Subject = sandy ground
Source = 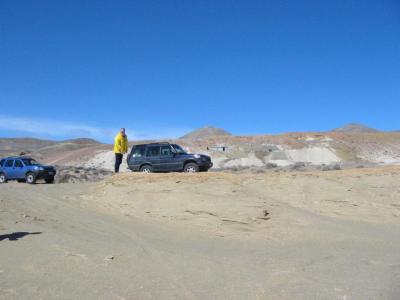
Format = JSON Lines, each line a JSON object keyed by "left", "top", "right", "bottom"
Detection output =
{"left": 1, "top": 167, "right": 400, "bottom": 299}
{"left": 79, "top": 147, "right": 341, "bottom": 171}
{"left": 82, "top": 150, "right": 130, "bottom": 172}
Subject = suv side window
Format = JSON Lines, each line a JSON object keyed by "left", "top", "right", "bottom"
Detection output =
{"left": 5, "top": 160, "right": 14, "bottom": 167}
{"left": 0, "top": 159, "right": 4, "bottom": 167}
{"left": 14, "top": 160, "right": 23, "bottom": 168}
{"left": 132, "top": 147, "right": 146, "bottom": 158}
{"left": 146, "top": 146, "right": 160, "bottom": 157}
{"left": 160, "top": 146, "right": 172, "bottom": 156}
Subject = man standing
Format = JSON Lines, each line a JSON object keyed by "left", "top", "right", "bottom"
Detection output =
{"left": 114, "top": 128, "right": 128, "bottom": 173}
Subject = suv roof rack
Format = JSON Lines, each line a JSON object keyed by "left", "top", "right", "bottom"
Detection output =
{"left": 147, "top": 142, "right": 171, "bottom": 145}
{"left": 3, "top": 156, "right": 32, "bottom": 160}
{"left": 132, "top": 142, "right": 172, "bottom": 147}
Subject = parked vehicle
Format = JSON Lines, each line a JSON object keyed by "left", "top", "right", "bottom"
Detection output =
{"left": 0, "top": 157, "right": 56, "bottom": 184}
{"left": 127, "top": 143, "right": 213, "bottom": 173}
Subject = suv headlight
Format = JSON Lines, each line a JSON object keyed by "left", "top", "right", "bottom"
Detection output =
{"left": 194, "top": 154, "right": 201, "bottom": 158}
{"left": 34, "top": 166, "right": 44, "bottom": 171}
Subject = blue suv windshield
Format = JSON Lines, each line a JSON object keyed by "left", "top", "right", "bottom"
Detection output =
{"left": 172, "top": 144, "right": 187, "bottom": 155}
{"left": 22, "top": 159, "right": 40, "bottom": 166}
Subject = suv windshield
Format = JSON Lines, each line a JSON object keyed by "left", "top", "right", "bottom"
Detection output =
{"left": 22, "top": 159, "right": 40, "bottom": 166}
{"left": 172, "top": 144, "right": 187, "bottom": 155}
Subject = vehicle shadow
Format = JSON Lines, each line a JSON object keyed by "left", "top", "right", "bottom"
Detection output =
{"left": 16, "top": 181, "right": 53, "bottom": 185}
{"left": 0, "top": 232, "right": 42, "bottom": 241}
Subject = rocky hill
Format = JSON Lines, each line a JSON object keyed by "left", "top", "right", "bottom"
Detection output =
{"left": 0, "top": 137, "right": 106, "bottom": 164}
{"left": 332, "top": 123, "right": 380, "bottom": 133}
{"left": 0, "top": 138, "right": 56, "bottom": 154}
{"left": 180, "top": 126, "right": 232, "bottom": 140}
{"left": 0, "top": 137, "right": 99, "bottom": 154}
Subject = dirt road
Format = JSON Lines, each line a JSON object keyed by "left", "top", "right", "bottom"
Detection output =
{"left": 1, "top": 168, "right": 400, "bottom": 299}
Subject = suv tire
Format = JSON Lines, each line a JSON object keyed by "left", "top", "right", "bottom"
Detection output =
{"left": 0, "top": 173, "right": 7, "bottom": 183}
{"left": 140, "top": 165, "right": 153, "bottom": 173}
{"left": 26, "top": 172, "right": 37, "bottom": 184}
{"left": 184, "top": 162, "right": 199, "bottom": 173}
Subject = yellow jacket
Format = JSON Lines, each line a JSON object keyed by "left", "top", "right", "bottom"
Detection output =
{"left": 114, "top": 133, "right": 128, "bottom": 154}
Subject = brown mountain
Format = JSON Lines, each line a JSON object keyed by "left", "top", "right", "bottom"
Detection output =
{"left": 332, "top": 123, "right": 380, "bottom": 133}
{"left": 0, "top": 138, "right": 56, "bottom": 154}
{"left": 180, "top": 126, "right": 232, "bottom": 140}
{"left": 0, "top": 137, "right": 102, "bottom": 159}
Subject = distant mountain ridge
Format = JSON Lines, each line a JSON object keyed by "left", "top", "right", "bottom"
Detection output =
{"left": 0, "top": 137, "right": 101, "bottom": 156}
{"left": 180, "top": 126, "right": 232, "bottom": 140}
{"left": 59, "top": 138, "right": 100, "bottom": 145}
{"left": 0, "top": 138, "right": 56, "bottom": 152}
{"left": 3, "top": 125, "right": 400, "bottom": 170}
{"left": 332, "top": 123, "right": 380, "bottom": 133}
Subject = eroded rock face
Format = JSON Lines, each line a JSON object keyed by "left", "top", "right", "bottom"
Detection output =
{"left": 54, "top": 166, "right": 113, "bottom": 183}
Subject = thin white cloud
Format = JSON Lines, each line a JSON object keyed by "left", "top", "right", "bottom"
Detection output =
{"left": 0, "top": 115, "right": 190, "bottom": 142}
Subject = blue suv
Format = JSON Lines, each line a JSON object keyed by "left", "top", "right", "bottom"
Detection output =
{"left": 0, "top": 157, "right": 56, "bottom": 184}
{"left": 127, "top": 143, "right": 213, "bottom": 173}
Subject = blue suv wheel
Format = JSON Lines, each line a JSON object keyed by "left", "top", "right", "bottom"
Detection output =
{"left": 0, "top": 173, "right": 7, "bottom": 183}
{"left": 26, "top": 172, "right": 37, "bottom": 184}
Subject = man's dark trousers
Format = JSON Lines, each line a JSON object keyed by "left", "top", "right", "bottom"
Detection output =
{"left": 115, "top": 153, "right": 123, "bottom": 173}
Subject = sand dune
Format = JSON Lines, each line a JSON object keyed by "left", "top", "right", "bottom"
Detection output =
{"left": 85, "top": 168, "right": 400, "bottom": 239}
{"left": 1, "top": 167, "right": 400, "bottom": 298}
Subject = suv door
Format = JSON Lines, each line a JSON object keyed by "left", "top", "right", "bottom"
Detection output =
{"left": 145, "top": 146, "right": 162, "bottom": 171}
{"left": 159, "top": 145, "right": 180, "bottom": 171}
{"left": 13, "top": 159, "right": 25, "bottom": 179}
{"left": 3, "top": 159, "right": 15, "bottom": 178}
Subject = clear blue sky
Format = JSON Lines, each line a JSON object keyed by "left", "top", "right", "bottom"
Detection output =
{"left": 1, "top": 0, "right": 399, "bottom": 142}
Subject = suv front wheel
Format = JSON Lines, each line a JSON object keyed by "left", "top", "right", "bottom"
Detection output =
{"left": 26, "top": 172, "right": 37, "bottom": 184}
{"left": 184, "top": 162, "right": 199, "bottom": 173}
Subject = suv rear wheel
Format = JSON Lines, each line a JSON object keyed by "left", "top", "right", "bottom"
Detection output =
{"left": 0, "top": 173, "right": 7, "bottom": 183}
{"left": 26, "top": 172, "right": 37, "bottom": 184}
{"left": 140, "top": 165, "right": 153, "bottom": 173}
{"left": 184, "top": 162, "right": 199, "bottom": 173}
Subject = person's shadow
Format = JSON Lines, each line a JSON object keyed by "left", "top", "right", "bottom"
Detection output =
{"left": 0, "top": 232, "right": 42, "bottom": 241}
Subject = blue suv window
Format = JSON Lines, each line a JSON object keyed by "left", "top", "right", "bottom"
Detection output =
{"left": 14, "top": 160, "right": 23, "bottom": 168}
{"left": 0, "top": 159, "right": 4, "bottom": 167}
{"left": 5, "top": 160, "right": 14, "bottom": 167}
{"left": 22, "top": 158, "right": 39, "bottom": 166}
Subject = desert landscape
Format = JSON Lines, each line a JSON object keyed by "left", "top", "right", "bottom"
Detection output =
{"left": 3, "top": 123, "right": 400, "bottom": 176}
{"left": 1, "top": 126, "right": 400, "bottom": 299}
{"left": 2, "top": 0, "right": 399, "bottom": 297}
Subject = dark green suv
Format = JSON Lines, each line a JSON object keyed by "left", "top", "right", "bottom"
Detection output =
{"left": 127, "top": 143, "right": 213, "bottom": 173}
